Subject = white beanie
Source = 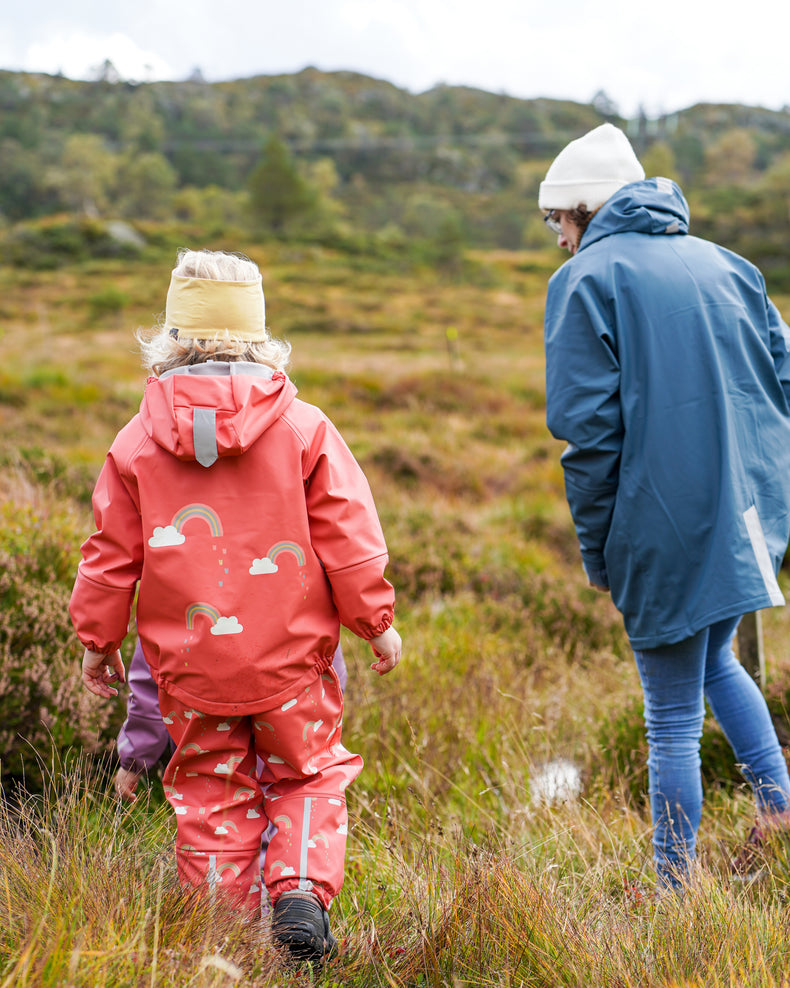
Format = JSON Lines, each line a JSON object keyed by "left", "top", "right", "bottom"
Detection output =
{"left": 538, "top": 123, "right": 645, "bottom": 212}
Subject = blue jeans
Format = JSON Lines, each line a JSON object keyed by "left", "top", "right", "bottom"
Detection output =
{"left": 633, "top": 616, "right": 790, "bottom": 888}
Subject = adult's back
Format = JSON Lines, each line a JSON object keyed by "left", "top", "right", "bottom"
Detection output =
{"left": 544, "top": 177, "right": 790, "bottom": 648}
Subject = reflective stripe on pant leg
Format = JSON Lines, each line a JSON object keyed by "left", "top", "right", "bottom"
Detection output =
{"left": 254, "top": 669, "right": 363, "bottom": 909}
{"left": 299, "top": 796, "right": 312, "bottom": 892}
{"left": 159, "top": 689, "right": 266, "bottom": 912}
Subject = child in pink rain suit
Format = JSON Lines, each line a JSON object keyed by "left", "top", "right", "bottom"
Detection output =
{"left": 70, "top": 249, "right": 402, "bottom": 965}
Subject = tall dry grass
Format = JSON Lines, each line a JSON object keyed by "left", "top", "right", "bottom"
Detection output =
{"left": 5, "top": 748, "right": 790, "bottom": 986}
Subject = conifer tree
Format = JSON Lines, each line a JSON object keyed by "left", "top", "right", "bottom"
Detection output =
{"left": 247, "top": 135, "right": 317, "bottom": 237}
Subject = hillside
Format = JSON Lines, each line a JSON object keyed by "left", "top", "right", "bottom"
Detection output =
{"left": 1, "top": 67, "right": 790, "bottom": 283}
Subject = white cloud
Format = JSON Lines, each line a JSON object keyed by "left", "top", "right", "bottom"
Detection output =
{"left": 210, "top": 616, "right": 243, "bottom": 636}
{"left": 302, "top": 720, "right": 323, "bottom": 740}
{"left": 249, "top": 557, "right": 278, "bottom": 575}
{"left": 148, "top": 525, "right": 184, "bottom": 548}
{"left": 22, "top": 31, "right": 176, "bottom": 81}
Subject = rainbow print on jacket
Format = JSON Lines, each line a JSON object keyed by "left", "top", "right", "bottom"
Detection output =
{"left": 249, "top": 540, "right": 306, "bottom": 575}
{"left": 185, "top": 601, "right": 243, "bottom": 636}
{"left": 149, "top": 502, "right": 224, "bottom": 547}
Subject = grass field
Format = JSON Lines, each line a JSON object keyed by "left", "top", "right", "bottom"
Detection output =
{"left": 3, "top": 240, "right": 790, "bottom": 986}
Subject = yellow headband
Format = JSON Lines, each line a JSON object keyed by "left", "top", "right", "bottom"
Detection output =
{"left": 163, "top": 274, "right": 267, "bottom": 341}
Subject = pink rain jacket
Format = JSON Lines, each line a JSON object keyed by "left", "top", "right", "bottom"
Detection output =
{"left": 69, "top": 363, "right": 394, "bottom": 716}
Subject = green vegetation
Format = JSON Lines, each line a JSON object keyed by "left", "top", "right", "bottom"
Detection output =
{"left": 3, "top": 239, "right": 790, "bottom": 985}
{"left": 3, "top": 68, "right": 790, "bottom": 285}
{"left": 0, "top": 494, "right": 126, "bottom": 796}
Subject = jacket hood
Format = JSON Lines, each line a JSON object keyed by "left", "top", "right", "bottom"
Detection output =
{"left": 579, "top": 177, "right": 690, "bottom": 252}
{"left": 139, "top": 362, "right": 297, "bottom": 467}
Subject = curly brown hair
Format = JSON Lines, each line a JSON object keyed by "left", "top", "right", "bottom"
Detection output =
{"left": 567, "top": 205, "right": 597, "bottom": 240}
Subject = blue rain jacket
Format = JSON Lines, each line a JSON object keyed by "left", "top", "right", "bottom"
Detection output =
{"left": 544, "top": 177, "right": 790, "bottom": 649}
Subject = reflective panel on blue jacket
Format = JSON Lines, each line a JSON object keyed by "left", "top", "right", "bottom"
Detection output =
{"left": 544, "top": 177, "right": 790, "bottom": 649}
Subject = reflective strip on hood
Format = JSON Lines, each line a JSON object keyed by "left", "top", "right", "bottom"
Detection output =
{"left": 193, "top": 407, "right": 218, "bottom": 468}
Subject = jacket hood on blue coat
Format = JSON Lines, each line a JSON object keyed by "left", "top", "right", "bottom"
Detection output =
{"left": 578, "top": 177, "right": 690, "bottom": 252}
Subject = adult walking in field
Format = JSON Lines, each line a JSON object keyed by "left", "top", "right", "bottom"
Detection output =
{"left": 70, "top": 248, "right": 402, "bottom": 965}
{"left": 539, "top": 123, "right": 790, "bottom": 890}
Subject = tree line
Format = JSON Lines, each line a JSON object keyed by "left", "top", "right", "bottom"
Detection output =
{"left": 2, "top": 67, "right": 790, "bottom": 285}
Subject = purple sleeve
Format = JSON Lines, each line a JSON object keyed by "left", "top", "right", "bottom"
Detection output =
{"left": 116, "top": 639, "right": 172, "bottom": 771}
{"left": 332, "top": 644, "right": 348, "bottom": 692}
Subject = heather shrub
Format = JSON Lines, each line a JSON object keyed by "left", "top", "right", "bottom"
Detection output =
{"left": 0, "top": 500, "right": 125, "bottom": 795}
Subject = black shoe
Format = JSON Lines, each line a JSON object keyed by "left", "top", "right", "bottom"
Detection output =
{"left": 271, "top": 891, "right": 337, "bottom": 965}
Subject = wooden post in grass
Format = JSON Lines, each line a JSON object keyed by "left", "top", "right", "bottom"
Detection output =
{"left": 737, "top": 611, "right": 765, "bottom": 691}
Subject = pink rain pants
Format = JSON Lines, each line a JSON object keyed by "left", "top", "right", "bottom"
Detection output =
{"left": 159, "top": 667, "right": 363, "bottom": 913}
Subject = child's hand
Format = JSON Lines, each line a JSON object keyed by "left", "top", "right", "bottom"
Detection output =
{"left": 369, "top": 626, "right": 402, "bottom": 675}
{"left": 82, "top": 647, "right": 126, "bottom": 698}
{"left": 114, "top": 767, "right": 142, "bottom": 802}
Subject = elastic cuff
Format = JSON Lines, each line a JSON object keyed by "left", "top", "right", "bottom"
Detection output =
{"left": 80, "top": 639, "right": 124, "bottom": 656}
{"left": 364, "top": 613, "right": 393, "bottom": 640}
{"left": 268, "top": 878, "right": 333, "bottom": 910}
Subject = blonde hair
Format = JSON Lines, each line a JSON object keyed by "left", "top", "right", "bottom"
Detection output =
{"left": 138, "top": 249, "right": 291, "bottom": 377}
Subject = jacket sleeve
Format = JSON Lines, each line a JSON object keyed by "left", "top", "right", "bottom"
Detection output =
{"left": 303, "top": 416, "right": 394, "bottom": 639}
{"left": 765, "top": 293, "right": 790, "bottom": 409}
{"left": 544, "top": 271, "right": 622, "bottom": 586}
{"left": 117, "top": 638, "right": 172, "bottom": 771}
{"left": 69, "top": 451, "right": 144, "bottom": 654}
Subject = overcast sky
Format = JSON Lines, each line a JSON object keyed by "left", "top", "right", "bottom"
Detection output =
{"left": 3, "top": 0, "right": 789, "bottom": 119}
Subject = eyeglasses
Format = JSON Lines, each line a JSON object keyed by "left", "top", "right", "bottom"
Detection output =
{"left": 543, "top": 210, "right": 563, "bottom": 235}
